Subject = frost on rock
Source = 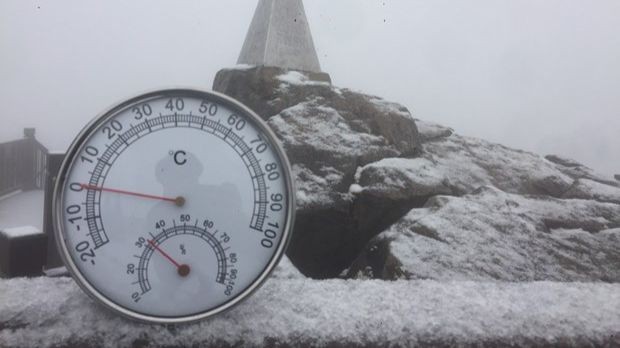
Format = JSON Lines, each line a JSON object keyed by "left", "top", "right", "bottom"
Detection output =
{"left": 292, "top": 164, "right": 350, "bottom": 210}
{"left": 563, "top": 178, "right": 620, "bottom": 204}
{"left": 269, "top": 100, "right": 398, "bottom": 177}
{"left": 276, "top": 71, "right": 330, "bottom": 88}
{"left": 348, "top": 186, "right": 620, "bottom": 281}
{"left": 357, "top": 134, "right": 575, "bottom": 201}
{"left": 546, "top": 154, "right": 619, "bottom": 187}
{"left": 2, "top": 277, "right": 620, "bottom": 348}
{"left": 212, "top": 65, "right": 620, "bottom": 284}
{"left": 414, "top": 118, "right": 454, "bottom": 142}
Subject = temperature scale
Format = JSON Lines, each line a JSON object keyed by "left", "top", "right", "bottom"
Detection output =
{"left": 53, "top": 88, "right": 295, "bottom": 323}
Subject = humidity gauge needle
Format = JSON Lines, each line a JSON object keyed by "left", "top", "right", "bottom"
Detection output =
{"left": 147, "top": 239, "right": 191, "bottom": 277}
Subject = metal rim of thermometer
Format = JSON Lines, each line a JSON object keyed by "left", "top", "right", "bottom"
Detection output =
{"left": 53, "top": 88, "right": 295, "bottom": 324}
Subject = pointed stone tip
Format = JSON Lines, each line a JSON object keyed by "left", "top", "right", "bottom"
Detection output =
{"left": 238, "top": 0, "right": 324, "bottom": 74}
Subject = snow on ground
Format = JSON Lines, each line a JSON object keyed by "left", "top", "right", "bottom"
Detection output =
{"left": 1, "top": 277, "right": 619, "bottom": 347}
{"left": 0, "top": 190, "right": 44, "bottom": 230}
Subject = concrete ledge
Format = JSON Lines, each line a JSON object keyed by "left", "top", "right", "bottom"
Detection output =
{"left": 1, "top": 277, "right": 619, "bottom": 347}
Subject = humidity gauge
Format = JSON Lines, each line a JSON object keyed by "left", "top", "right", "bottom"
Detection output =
{"left": 53, "top": 88, "right": 295, "bottom": 324}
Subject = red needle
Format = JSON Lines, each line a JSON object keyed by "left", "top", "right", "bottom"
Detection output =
{"left": 148, "top": 239, "right": 191, "bottom": 277}
{"left": 80, "top": 184, "right": 185, "bottom": 206}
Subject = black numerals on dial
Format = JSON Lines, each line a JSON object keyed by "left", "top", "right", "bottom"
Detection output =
{"left": 251, "top": 135, "right": 268, "bottom": 153}
{"left": 199, "top": 101, "right": 218, "bottom": 116}
{"left": 131, "top": 292, "right": 141, "bottom": 303}
{"left": 265, "top": 163, "right": 280, "bottom": 181}
{"left": 227, "top": 114, "right": 246, "bottom": 131}
{"left": 132, "top": 103, "right": 153, "bottom": 120}
{"left": 102, "top": 120, "right": 123, "bottom": 140}
{"left": 261, "top": 222, "right": 280, "bottom": 248}
{"left": 75, "top": 240, "right": 96, "bottom": 265}
{"left": 165, "top": 98, "right": 185, "bottom": 111}
{"left": 224, "top": 268, "right": 238, "bottom": 296}
{"left": 65, "top": 203, "right": 83, "bottom": 224}
{"left": 135, "top": 237, "right": 146, "bottom": 248}
{"left": 270, "top": 193, "right": 283, "bottom": 212}
{"left": 80, "top": 145, "right": 99, "bottom": 164}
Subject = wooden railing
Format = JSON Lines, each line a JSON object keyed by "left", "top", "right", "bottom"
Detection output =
{"left": 0, "top": 129, "right": 48, "bottom": 197}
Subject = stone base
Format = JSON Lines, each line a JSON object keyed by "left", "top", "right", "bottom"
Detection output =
{"left": 213, "top": 66, "right": 331, "bottom": 120}
{"left": 0, "top": 226, "right": 46, "bottom": 278}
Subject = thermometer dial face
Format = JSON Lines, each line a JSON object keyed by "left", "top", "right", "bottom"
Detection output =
{"left": 54, "top": 89, "right": 295, "bottom": 323}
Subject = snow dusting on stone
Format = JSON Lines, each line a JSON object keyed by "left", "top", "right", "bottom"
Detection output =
{"left": 563, "top": 178, "right": 620, "bottom": 204}
{"left": 357, "top": 133, "right": 575, "bottom": 200}
{"left": 414, "top": 118, "right": 454, "bottom": 142}
{"left": 1, "top": 277, "right": 619, "bottom": 347}
{"left": 349, "top": 186, "right": 620, "bottom": 281}
{"left": 277, "top": 71, "right": 329, "bottom": 88}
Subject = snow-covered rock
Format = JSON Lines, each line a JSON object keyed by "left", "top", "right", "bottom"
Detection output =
{"left": 347, "top": 186, "right": 620, "bottom": 281}
{"left": 2, "top": 277, "right": 620, "bottom": 348}
{"left": 563, "top": 178, "right": 620, "bottom": 204}
{"left": 215, "top": 66, "right": 421, "bottom": 278}
{"left": 414, "top": 118, "right": 453, "bottom": 142}
{"left": 213, "top": 66, "right": 620, "bottom": 283}
{"left": 357, "top": 134, "right": 575, "bottom": 200}
{"left": 546, "top": 154, "right": 620, "bottom": 188}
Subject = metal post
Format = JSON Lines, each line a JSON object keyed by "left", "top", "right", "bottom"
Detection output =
{"left": 44, "top": 153, "right": 65, "bottom": 270}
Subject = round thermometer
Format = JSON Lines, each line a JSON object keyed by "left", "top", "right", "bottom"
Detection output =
{"left": 53, "top": 88, "right": 295, "bottom": 323}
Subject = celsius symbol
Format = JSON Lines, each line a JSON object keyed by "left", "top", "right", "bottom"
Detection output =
{"left": 174, "top": 150, "right": 187, "bottom": 165}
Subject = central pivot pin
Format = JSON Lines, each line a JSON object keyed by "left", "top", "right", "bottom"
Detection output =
{"left": 178, "top": 264, "right": 191, "bottom": 277}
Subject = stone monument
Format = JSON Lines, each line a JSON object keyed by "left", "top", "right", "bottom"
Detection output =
{"left": 235, "top": 0, "right": 331, "bottom": 82}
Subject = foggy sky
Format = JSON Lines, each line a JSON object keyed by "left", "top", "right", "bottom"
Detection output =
{"left": 1, "top": 0, "right": 618, "bottom": 176}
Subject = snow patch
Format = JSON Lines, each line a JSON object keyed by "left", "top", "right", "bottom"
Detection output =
{"left": 349, "top": 184, "right": 363, "bottom": 194}
{"left": 0, "top": 226, "right": 41, "bottom": 238}
{"left": 276, "top": 71, "right": 329, "bottom": 87}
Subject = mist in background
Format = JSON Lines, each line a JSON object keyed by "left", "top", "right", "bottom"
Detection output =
{"left": 1, "top": 0, "right": 618, "bottom": 176}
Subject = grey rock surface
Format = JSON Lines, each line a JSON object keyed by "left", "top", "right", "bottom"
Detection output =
{"left": 215, "top": 67, "right": 421, "bottom": 278}
{"left": 546, "top": 154, "right": 620, "bottom": 187}
{"left": 214, "top": 66, "right": 620, "bottom": 283}
{"left": 563, "top": 178, "right": 620, "bottom": 204}
{"left": 347, "top": 186, "right": 620, "bottom": 281}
